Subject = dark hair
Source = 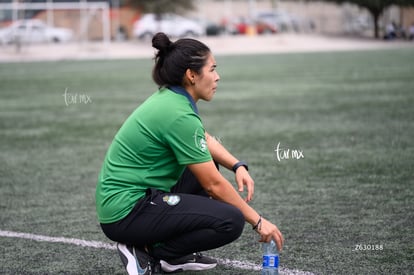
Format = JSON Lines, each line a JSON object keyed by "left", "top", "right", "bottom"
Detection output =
{"left": 152, "top": 32, "right": 211, "bottom": 87}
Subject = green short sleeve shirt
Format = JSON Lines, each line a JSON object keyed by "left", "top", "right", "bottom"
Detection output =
{"left": 96, "top": 87, "right": 212, "bottom": 223}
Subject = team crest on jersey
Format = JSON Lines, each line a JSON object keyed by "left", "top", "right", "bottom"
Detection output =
{"left": 194, "top": 128, "right": 207, "bottom": 152}
{"left": 199, "top": 137, "right": 207, "bottom": 152}
{"left": 163, "top": 195, "right": 181, "bottom": 206}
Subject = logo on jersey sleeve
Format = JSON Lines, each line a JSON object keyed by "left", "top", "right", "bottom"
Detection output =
{"left": 194, "top": 128, "right": 208, "bottom": 152}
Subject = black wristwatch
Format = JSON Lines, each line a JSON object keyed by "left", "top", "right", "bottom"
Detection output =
{"left": 232, "top": 161, "right": 249, "bottom": 173}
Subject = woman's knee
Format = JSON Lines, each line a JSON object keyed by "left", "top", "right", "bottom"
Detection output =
{"left": 218, "top": 205, "right": 245, "bottom": 241}
{"left": 231, "top": 207, "right": 245, "bottom": 238}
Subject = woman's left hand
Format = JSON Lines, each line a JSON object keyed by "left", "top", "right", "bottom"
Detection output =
{"left": 235, "top": 167, "right": 254, "bottom": 202}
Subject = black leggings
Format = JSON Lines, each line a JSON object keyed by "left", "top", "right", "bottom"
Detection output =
{"left": 100, "top": 167, "right": 245, "bottom": 260}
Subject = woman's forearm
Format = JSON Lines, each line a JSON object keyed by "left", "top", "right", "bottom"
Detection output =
{"left": 205, "top": 132, "right": 239, "bottom": 170}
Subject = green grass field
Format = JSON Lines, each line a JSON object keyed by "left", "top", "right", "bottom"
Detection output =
{"left": 1, "top": 48, "right": 413, "bottom": 274}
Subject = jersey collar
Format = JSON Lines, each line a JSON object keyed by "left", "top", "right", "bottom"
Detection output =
{"left": 168, "top": 86, "right": 199, "bottom": 115}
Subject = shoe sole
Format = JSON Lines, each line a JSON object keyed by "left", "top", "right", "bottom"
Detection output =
{"left": 117, "top": 243, "right": 143, "bottom": 275}
{"left": 160, "top": 260, "right": 217, "bottom": 273}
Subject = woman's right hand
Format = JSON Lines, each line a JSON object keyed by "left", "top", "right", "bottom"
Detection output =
{"left": 256, "top": 217, "right": 284, "bottom": 251}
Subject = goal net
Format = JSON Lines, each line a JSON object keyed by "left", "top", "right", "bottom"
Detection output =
{"left": 0, "top": 1, "right": 110, "bottom": 45}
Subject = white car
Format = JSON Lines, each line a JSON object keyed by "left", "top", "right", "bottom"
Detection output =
{"left": 0, "top": 19, "right": 73, "bottom": 45}
{"left": 133, "top": 13, "right": 205, "bottom": 40}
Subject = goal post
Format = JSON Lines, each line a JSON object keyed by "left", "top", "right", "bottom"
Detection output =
{"left": 0, "top": 1, "right": 111, "bottom": 45}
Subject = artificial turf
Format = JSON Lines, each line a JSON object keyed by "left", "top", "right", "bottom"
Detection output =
{"left": 0, "top": 48, "right": 413, "bottom": 274}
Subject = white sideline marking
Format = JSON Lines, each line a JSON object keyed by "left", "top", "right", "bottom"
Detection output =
{"left": 0, "top": 230, "right": 314, "bottom": 274}
{"left": 0, "top": 230, "right": 116, "bottom": 250}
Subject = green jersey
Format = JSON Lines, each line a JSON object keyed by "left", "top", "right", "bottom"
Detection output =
{"left": 96, "top": 87, "right": 212, "bottom": 223}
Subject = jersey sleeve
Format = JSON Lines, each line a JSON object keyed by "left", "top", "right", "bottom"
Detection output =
{"left": 164, "top": 113, "right": 212, "bottom": 165}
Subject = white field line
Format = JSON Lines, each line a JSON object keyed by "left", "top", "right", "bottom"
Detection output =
{"left": 0, "top": 229, "right": 116, "bottom": 250}
{"left": 0, "top": 230, "right": 314, "bottom": 275}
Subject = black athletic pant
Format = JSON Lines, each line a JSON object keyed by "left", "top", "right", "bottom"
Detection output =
{"left": 100, "top": 167, "right": 245, "bottom": 260}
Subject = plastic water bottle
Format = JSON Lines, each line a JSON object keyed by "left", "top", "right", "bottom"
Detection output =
{"left": 262, "top": 240, "right": 279, "bottom": 275}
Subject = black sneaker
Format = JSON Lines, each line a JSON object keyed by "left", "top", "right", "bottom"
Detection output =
{"left": 160, "top": 252, "right": 217, "bottom": 273}
{"left": 117, "top": 243, "right": 159, "bottom": 275}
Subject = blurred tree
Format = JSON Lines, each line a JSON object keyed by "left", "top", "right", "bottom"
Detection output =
{"left": 307, "top": 0, "right": 414, "bottom": 38}
{"left": 127, "top": 0, "right": 195, "bottom": 15}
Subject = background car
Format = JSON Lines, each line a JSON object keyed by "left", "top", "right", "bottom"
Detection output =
{"left": 0, "top": 19, "right": 73, "bottom": 45}
{"left": 193, "top": 18, "right": 224, "bottom": 36}
{"left": 228, "top": 17, "right": 277, "bottom": 35}
{"left": 255, "top": 11, "right": 314, "bottom": 33}
{"left": 133, "top": 13, "right": 205, "bottom": 40}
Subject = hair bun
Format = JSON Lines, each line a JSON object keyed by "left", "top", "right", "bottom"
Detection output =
{"left": 152, "top": 32, "right": 173, "bottom": 53}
